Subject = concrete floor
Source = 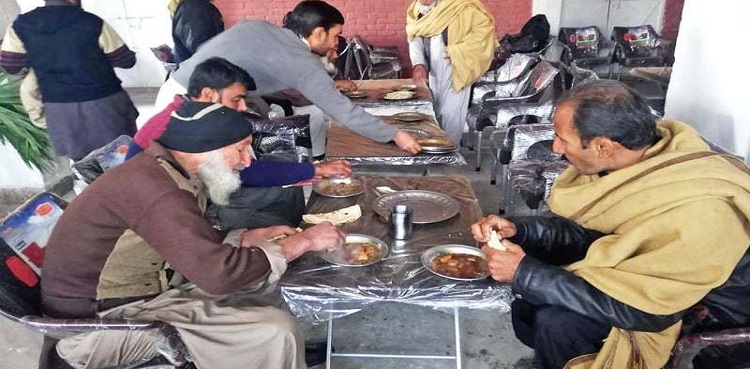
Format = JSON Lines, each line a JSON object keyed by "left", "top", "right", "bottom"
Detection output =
{"left": 0, "top": 88, "right": 535, "bottom": 369}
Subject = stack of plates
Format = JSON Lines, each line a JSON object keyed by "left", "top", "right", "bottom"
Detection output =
{"left": 417, "top": 138, "right": 457, "bottom": 154}
{"left": 392, "top": 112, "right": 428, "bottom": 122}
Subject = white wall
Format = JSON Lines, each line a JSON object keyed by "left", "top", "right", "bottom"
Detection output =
{"left": 664, "top": 0, "right": 750, "bottom": 164}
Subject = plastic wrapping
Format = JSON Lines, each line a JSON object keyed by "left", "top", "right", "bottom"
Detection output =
{"left": 71, "top": 135, "right": 134, "bottom": 184}
{"left": 279, "top": 176, "right": 513, "bottom": 322}
{"left": 249, "top": 114, "right": 310, "bottom": 162}
{"left": 0, "top": 192, "right": 67, "bottom": 276}
{"left": 326, "top": 122, "right": 467, "bottom": 166}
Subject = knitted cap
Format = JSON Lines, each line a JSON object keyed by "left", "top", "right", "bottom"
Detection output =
{"left": 159, "top": 101, "right": 254, "bottom": 153}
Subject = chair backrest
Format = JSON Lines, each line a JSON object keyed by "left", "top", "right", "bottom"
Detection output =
{"left": 497, "top": 54, "right": 538, "bottom": 83}
{"left": 249, "top": 113, "right": 311, "bottom": 162}
{"left": 0, "top": 192, "right": 67, "bottom": 320}
{"left": 72, "top": 135, "right": 135, "bottom": 185}
{"left": 612, "top": 25, "right": 661, "bottom": 58}
{"left": 512, "top": 60, "right": 560, "bottom": 98}
{"left": 558, "top": 26, "right": 605, "bottom": 60}
{"left": 350, "top": 35, "right": 373, "bottom": 80}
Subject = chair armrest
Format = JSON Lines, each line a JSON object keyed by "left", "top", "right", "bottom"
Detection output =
{"left": 21, "top": 316, "right": 163, "bottom": 338}
{"left": 671, "top": 327, "right": 750, "bottom": 369}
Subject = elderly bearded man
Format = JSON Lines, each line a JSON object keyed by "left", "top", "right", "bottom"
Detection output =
{"left": 40, "top": 102, "right": 345, "bottom": 369}
{"left": 406, "top": 0, "right": 497, "bottom": 145}
{"left": 471, "top": 80, "right": 750, "bottom": 369}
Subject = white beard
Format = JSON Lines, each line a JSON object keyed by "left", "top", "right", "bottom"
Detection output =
{"left": 198, "top": 151, "right": 242, "bottom": 206}
{"left": 320, "top": 56, "right": 338, "bottom": 76}
{"left": 419, "top": 1, "right": 438, "bottom": 15}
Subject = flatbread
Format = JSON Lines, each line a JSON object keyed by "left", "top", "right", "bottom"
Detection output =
{"left": 488, "top": 229, "right": 507, "bottom": 251}
{"left": 383, "top": 90, "right": 415, "bottom": 100}
{"left": 303, "top": 205, "right": 362, "bottom": 225}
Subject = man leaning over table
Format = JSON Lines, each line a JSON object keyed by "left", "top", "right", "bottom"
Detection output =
{"left": 156, "top": 0, "right": 422, "bottom": 157}
{"left": 470, "top": 80, "right": 750, "bottom": 369}
{"left": 406, "top": 0, "right": 497, "bottom": 145}
{"left": 40, "top": 101, "right": 346, "bottom": 369}
{"left": 131, "top": 57, "right": 352, "bottom": 230}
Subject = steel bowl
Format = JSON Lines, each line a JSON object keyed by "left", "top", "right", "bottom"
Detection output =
{"left": 421, "top": 244, "right": 489, "bottom": 281}
{"left": 319, "top": 234, "right": 389, "bottom": 267}
{"left": 312, "top": 178, "right": 365, "bottom": 198}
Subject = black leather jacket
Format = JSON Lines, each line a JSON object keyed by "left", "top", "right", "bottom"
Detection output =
{"left": 508, "top": 215, "right": 750, "bottom": 332}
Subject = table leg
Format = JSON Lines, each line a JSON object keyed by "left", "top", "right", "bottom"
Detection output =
{"left": 454, "top": 306, "right": 462, "bottom": 369}
{"left": 326, "top": 312, "right": 334, "bottom": 369}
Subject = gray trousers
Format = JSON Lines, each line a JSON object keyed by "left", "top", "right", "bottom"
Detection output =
{"left": 56, "top": 285, "right": 305, "bottom": 369}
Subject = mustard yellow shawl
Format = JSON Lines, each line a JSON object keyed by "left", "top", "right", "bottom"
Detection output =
{"left": 547, "top": 120, "right": 750, "bottom": 368}
{"left": 406, "top": 0, "right": 498, "bottom": 91}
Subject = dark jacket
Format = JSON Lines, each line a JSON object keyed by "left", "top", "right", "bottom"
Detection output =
{"left": 509, "top": 215, "right": 750, "bottom": 332}
{"left": 171, "top": 0, "right": 224, "bottom": 63}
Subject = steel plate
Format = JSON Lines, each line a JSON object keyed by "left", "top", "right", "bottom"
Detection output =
{"left": 344, "top": 91, "right": 368, "bottom": 99}
{"left": 400, "top": 128, "right": 430, "bottom": 139}
{"left": 421, "top": 244, "right": 489, "bottom": 281}
{"left": 420, "top": 146, "right": 458, "bottom": 154}
{"left": 373, "top": 190, "right": 460, "bottom": 224}
{"left": 390, "top": 84, "right": 418, "bottom": 91}
{"left": 319, "top": 234, "right": 388, "bottom": 267}
{"left": 392, "top": 112, "right": 429, "bottom": 122}
{"left": 312, "top": 178, "right": 365, "bottom": 198}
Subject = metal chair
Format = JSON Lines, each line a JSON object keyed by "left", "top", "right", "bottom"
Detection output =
{"left": 557, "top": 26, "right": 615, "bottom": 76}
{"left": 611, "top": 25, "right": 670, "bottom": 71}
{"left": 344, "top": 35, "right": 401, "bottom": 80}
{"left": 467, "top": 60, "right": 562, "bottom": 171}
{"left": 469, "top": 53, "right": 539, "bottom": 107}
{"left": 489, "top": 123, "right": 568, "bottom": 215}
{"left": 0, "top": 193, "right": 192, "bottom": 369}
{"left": 150, "top": 45, "right": 178, "bottom": 82}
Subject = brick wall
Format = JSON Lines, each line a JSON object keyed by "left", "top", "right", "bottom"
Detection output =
{"left": 213, "top": 0, "right": 532, "bottom": 75}
{"left": 661, "top": 0, "right": 684, "bottom": 41}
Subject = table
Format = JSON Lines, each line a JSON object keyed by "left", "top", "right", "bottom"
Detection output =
{"left": 325, "top": 120, "right": 467, "bottom": 166}
{"left": 280, "top": 175, "right": 511, "bottom": 367}
{"left": 350, "top": 79, "right": 435, "bottom": 117}
{"left": 280, "top": 175, "right": 511, "bottom": 320}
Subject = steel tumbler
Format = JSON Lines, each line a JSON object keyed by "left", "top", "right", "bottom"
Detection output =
{"left": 388, "top": 204, "right": 413, "bottom": 240}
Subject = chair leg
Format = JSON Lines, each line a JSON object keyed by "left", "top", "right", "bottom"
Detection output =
{"left": 475, "top": 131, "right": 483, "bottom": 172}
{"left": 500, "top": 165, "right": 512, "bottom": 214}
{"left": 490, "top": 149, "right": 500, "bottom": 185}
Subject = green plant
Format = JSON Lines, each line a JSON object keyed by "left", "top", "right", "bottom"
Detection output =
{"left": 0, "top": 69, "right": 54, "bottom": 170}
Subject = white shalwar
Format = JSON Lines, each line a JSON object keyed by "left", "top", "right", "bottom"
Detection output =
{"left": 409, "top": 35, "right": 471, "bottom": 145}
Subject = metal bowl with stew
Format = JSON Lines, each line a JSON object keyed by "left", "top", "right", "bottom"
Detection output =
{"left": 421, "top": 244, "right": 489, "bottom": 281}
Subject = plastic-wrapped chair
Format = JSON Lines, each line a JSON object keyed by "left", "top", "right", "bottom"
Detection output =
{"left": 71, "top": 135, "right": 134, "bottom": 186}
{"left": 469, "top": 53, "right": 539, "bottom": 106}
{"left": 0, "top": 194, "right": 192, "bottom": 369}
{"left": 248, "top": 113, "right": 312, "bottom": 163}
{"left": 343, "top": 36, "right": 401, "bottom": 80}
{"left": 612, "top": 25, "right": 670, "bottom": 70}
{"left": 488, "top": 123, "right": 568, "bottom": 214}
{"left": 150, "top": 45, "right": 178, "bottom": 82}
{"left": 557, "top": 26, "right": 615, "bottom": 76}
{"left": 466, "top": 60, "right": 561, "bottom": 171}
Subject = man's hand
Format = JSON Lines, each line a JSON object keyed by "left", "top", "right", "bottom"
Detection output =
{"left": 314, "top": 160, "right": 352, "bottom": 178}
{"left": 277, "top": 222, "right": 345, "bottom": 261}
{"left": 393, "top": 130, "right": 422, "bottom": 154}
{"left": 481, "top": 241, "right": 526, "bottom": 283}
{"left": 470, "top": 215, "right": 517, "bottom": 243}
{"left": 240, "top": 225, "right": 299, "bottom": 247}
{"left": 335, "top": 80, "right": 358, "bottom": 93}
{"left": 412, "top": 64, "right": 428, "bottom": 84}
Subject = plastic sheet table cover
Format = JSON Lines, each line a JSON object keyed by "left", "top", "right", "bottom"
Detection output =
{"left": 279, "top": 176, "right": 512, "bottom": 322}
{"left": 325, "top": 122, "right": 467, "bottom": 166}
